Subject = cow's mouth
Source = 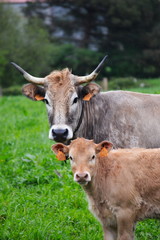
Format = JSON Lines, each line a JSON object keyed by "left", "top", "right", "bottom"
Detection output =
{"left": 53, "top": 136, "right": 67, "bottom": 143}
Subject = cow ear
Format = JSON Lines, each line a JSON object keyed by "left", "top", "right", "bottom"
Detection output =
{"left": 51, "top": 143, "right": 69, "bottom": 161}
{"left": 22, "top": 83, "right": 45, "bottom": 101}
{"left": 82, "top": 83, "right": 101, "bottom": 101}
{"left": 95, "top": 141, "right": 113, "bottom": 157}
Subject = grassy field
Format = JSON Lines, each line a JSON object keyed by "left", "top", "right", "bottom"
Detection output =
{"left": 0, "top": 93, "right": 160, "bottom": 239}
{"left": 108, "top": 77, "right": 160, "bottom": 94}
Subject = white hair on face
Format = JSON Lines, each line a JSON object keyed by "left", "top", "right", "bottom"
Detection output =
{"left": 49, "top": 124, "right": 73, "bottom": 140}
{"left": 44, "top": 92, "right": 52, "bottom": 113}
{"left": 46, "top": 91, "right": 78, "bottom": 141}
{"left": 70, "top": 92, "right": 78, "bottom": 111}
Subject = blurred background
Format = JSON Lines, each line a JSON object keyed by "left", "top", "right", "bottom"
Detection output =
{"left": 0, "top": 0, "right": 160, "bottom": 95}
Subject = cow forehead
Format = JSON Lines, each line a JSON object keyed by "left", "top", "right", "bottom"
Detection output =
{"left": 69, "top": 138, "right": 96, "bottom": 156}
{"left": 47, "top": 68, "right": 73, "bottom": 87}
{"left": 45, "top": 68, "right": 76, "bottom": 97}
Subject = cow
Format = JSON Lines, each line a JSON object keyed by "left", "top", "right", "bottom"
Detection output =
{"left": 52, "top": 138, "right": 160, "bottom": 240}
{"left": 11, "top": 57, "right": 160, "bottom": 148}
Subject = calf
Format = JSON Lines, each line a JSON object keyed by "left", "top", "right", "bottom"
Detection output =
{"left": 52, "top": 138, "right": 160, "bottom": 240}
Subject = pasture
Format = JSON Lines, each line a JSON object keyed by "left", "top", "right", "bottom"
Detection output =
{"left": 0, "top": 91, "right": 160, "bottom": 239}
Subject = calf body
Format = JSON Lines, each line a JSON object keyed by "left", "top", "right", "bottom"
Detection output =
{"left": 52, "top": 138, "right": 160, "bottom": 240}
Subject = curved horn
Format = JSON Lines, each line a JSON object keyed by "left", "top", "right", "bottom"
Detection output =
{"left": 11, "top": 62, "right": 45, "bottom": 85}
{"left": 75, "top": 55, "right": 108, "bottom": 84}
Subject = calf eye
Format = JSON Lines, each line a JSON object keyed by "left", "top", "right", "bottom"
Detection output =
{"left": 91, "top": 155, "right": 95, "bottom": 160}
{"left": 43, "top": 99, "right": 49, "bottom": 105}
{"left": 73, "top": 97, "right": 78, "bottom": 104}
{"left": 69, "top": 156, "right": 73, "bottom": 161}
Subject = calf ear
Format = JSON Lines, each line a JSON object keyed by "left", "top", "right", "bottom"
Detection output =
{"left": 22, "top": 83, "right": 45, "bottom": 101}
{"left": 96, "top": 141, "right": 113, "bottom": 157}
{"left": 82, "top": 83, "right": 101, "bottom": 101}
{"left": 51, "top": 143, "right": 69, "bottom": 161}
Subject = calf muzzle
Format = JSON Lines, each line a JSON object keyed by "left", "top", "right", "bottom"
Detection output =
{"left": 74, "top": 172, "right": 91, "bottom": 185}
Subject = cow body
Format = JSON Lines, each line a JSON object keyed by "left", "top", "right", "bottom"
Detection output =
{"left": 12, "top": 58, "right": 160, "bottom": 148}
{"left": 52, "top": 138, "right": 160, "bottom": 240}
{"left": 75, "top": 90, "right": 160, "bottom": 148}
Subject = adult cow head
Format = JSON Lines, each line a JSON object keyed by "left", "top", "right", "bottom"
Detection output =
{"left": 11, "top": 56, "right": 107, "bottom": 143}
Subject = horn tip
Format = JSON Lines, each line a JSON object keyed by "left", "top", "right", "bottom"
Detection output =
{"left": 102, "top": 55, "right": 108, "bottom": 62}
{"left": 10, "top": 62, "right": 19, "bottom": 69}
{"left": 10, "top": 62, "right": 25, "bottom": 75}
{"left": 94, "top": 55, "right": 108, "bottom": 74}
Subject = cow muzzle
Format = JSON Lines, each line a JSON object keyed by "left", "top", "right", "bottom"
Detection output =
{"left": 49, "top": 124, "right": 73, "bottom": 142}
{"left": 74, "top": 171, "right": 91, "bottom": 185}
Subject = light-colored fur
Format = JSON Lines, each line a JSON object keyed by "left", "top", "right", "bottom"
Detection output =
{"left": 23, "top": 69, "right": 160, "bottom": 147}
{"left": 59, "top": 138, "right": 160, "bottom": 240}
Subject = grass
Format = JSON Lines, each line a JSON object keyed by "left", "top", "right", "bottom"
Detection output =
{"left": 108, "top": 77, "right": 160, "bottom": 94}
{"left": 0, "top": 94, "right": 160, "bottom": 240}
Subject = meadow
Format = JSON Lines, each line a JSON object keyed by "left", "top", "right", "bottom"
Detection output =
{"left": 0, "top": 84, "right": 160, "bottom": 239}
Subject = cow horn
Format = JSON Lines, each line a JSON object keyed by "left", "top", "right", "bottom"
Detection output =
{"left": 11, "top": 62, "right": 46, "bottom": 85}
{"left": 75, "top": 55, "right": 108, "bottom": 84}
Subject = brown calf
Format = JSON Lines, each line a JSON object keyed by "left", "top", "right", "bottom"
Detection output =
{"left": 52, "top": 138, "right": 160, "bottom": 240}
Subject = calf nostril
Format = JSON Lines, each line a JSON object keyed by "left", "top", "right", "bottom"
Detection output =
{"left": 75, "top": 173, "right": 89, "bottom": 181}
{"left": 84, "top": 173, "right": 89, "bottom": 179}
{"left": 76, "top": 173, "right": 80, "bottom": 180}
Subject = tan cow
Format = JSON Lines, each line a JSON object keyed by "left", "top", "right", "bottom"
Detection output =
{"left": 52, "top": 138, "right": 160, "bottom": 240}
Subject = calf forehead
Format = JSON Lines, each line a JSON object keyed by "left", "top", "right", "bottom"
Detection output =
{"left": 69, "top": 138, "right": 95, "bottom": 156}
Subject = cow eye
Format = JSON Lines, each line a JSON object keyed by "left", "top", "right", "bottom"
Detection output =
{"left": 43, "top": 98, "right": 49, "bottom": 105}
{"left": 91, "top": 155, "right": 95, "bottom": 160}
{"left": 69, "top": 156, "right": 73, "bottom": 161}
{"left": 72, "top": 97, "right": 78, "bottom": 105}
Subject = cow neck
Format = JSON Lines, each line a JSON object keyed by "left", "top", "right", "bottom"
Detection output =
{"left": 73, "top": 101, "right": 84, "bottom": 136}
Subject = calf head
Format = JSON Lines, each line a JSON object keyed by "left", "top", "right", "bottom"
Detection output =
{"left": 52, "top": 138, "right": 113, "bottom": 185}
{"left": 11, "top": 56, "right": 107, "bottom": 143}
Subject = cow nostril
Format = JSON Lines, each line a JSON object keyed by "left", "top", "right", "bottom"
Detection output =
{"left": 64, "top": 128, "right": 68, "bottom": 136}
{"left": 52, "top": 129, "right": 56, "bottom": 138}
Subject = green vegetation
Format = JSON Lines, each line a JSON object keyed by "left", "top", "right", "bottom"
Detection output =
{"left": 3, "top": 77, "right": 160, "bottom": 96}
{"left": 0, "top": 1, "right": 159, "bottom": 237}
{"left": 0, "top": 94, "right": 160, "bottom": 239}
{"left": 0, "top": 4, "right": 52, "bottom": 88}
{"left": 108, "top": 77, "right": 160, "bottom": 94}
{"left": 1, "top": 0, "right": 160, "bottom": 91}
{"left": 24, "top": 0, "right": 160, "bottom": 78}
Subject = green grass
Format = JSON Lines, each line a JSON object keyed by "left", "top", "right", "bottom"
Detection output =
{"left": 108, "top": 77, "right": 160, "bottom": 94}
{"left": 0, "top": 95, "right": 160, "bottom": 240}
{"left": 124, "top": 78, "right": 160, "bottom": 94}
